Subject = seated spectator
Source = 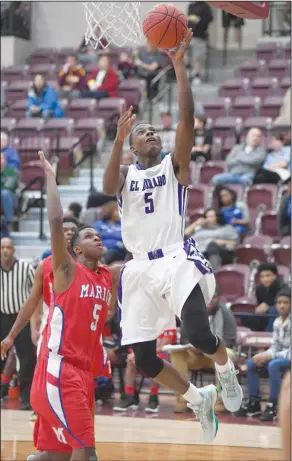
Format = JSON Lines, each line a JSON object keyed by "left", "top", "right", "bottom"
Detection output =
{"left": 236, "top": 289, "right": 291, "bottom": 421}
{"left": 118, "top": 51, "right": 136, "bottom": 79}
{"left": 215, "top": 185, "right": 249, "bottom": 238}
{"left": 1, "top": 132, "right": 20, "bottom": 169}
{"left": 254, "top": 134, "right": 290, "bottom": 184}
{"left": 26, "top": 74, "right": 64, "bottom": 119}
{"left": 93, "top": 200, "right": 126, "bottom": 264}
{"left": 277, "top": 176, "right": 291, "bottom": 237}
{"left": 1, "top": 152, "right": 18, "bottom": 228}
{"left": 65, "top": 201, "right": 82, "bottom": 220}
{"left": 78, "top": 28, "right": 108, "bottom": 63}
{"left": 212, "top": 128, "right": 266, "bottom": 185}
{"left": 134, "top": 44, "right": 162, "bottom": 99}
{"left": 83, "top": 56, "right": 118, "bottom": 100}
{"left": 191, "top": 114, "right": 213, "bottom": 162}
{"left": 185, "top": 208, "right": 238, "bottom": 270}
{"left": 58, "top": 54, "right": 86, "bottom": 100}
{"left": 113, "top": 328, "right": 176, "bottom": 412}
{"left": 171, "top": 287, "right": 236, "bottom": 413}
{"left": 159, "top": 112, "right": 176, "bottom": 158}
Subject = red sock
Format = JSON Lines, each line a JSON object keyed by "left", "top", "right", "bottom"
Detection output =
{"left": 1, "top": 374, "right": 10, "bottom": 384}
{"left": 150, "top": 386, "right": 159, "bottom": 395}
{"left": 125, "top": 386, "right": 135, "bottom": 396}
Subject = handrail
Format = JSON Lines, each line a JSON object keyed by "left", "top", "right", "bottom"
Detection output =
{"left": 150, "top": 64, "right": 172, "bottom": 87}
{"left": 69, "top": 132, "right": 95, "bottom": 191}
{"left": 20, "top": 176, "right": 45, "bottom": 240}
{"left": 148, "top": 83, "right": 173, "bottom": 125}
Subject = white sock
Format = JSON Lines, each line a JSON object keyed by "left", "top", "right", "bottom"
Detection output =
{"left": 215, "top": 358, "right": 233, "bottom": 374}
{"left": 181, "top": 383, "right": 203, "bottom": 406}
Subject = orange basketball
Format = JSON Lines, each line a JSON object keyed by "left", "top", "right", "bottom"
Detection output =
{"left": 143, "top": 3, "right": 188, "bottom": 50}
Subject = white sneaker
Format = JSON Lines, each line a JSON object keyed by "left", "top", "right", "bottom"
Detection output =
{"left": 217, "top": 361, "right": 243, "bottom": 412}
{"left": 188, "top": 384, "right": 218, "bottom": 443}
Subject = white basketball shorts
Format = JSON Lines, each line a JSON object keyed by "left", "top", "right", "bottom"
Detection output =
{"left": 118, "top": 238, "right": 216, "bottom": 345}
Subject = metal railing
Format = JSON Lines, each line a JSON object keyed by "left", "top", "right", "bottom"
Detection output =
{"left": 19, "top": 176, "right": 46, "bottom": 240}
{"left": 69, "top": 132, "right": 96, "bottom": 191}
{"left": 148, "top": 64, "right": 173, "bottom": 124}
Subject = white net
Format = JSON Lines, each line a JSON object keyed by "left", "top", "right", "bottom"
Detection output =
{"left": 83, "top": 2, "right": 143, "bottom": 49}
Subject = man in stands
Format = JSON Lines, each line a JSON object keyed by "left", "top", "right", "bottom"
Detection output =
{"left": 212, "top": 128, "right": 266, "bottom": 185}
{"left": 1, "top": 152, "right": 18, "bottom": 231}
{"left": 159, "top": 112, "right": 176, "bottom": 158}
{"left": 1, "top": 132, "right": 20, "bottom": 170}
{"left": 236, "top": 289, "right": 291, "bottom": 422}
{"left": 58, "top": 54, "right": 86, "bottom": 100}
{"left": 83, "top": 55, "right": 118, "bottom": 101}
{"left": 134, "top": 44, "right": 162, "bottom": 99}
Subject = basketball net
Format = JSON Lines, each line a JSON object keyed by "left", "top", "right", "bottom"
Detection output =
{"left": 82, "top": 2, "right": 143, "bottom": 49}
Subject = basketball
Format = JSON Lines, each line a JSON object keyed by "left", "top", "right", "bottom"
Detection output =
{"left": 142, "top": 3, "right": 188, "bottom": 50}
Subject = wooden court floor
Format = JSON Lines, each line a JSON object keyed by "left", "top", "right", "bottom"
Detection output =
{"left": 1, "top": 410, "right": 285, "bottom": 461}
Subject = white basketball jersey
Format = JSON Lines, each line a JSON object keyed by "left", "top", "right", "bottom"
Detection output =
{"left": 119, "top": 155, "right": 188, "bottom": 255}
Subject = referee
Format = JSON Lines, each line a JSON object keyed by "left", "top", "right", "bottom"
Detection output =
{"left": 1, "top": 237, "right": 36, "bottom": 409}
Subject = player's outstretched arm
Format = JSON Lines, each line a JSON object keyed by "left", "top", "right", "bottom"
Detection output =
{"left": 38, "top": 151, "right": 75, "bottom": 292}
{"left": 1, "top": 263, "right": 43, "bottom": 359}
{"left": 168, "top": 29, "right": 194, "bottom": 186}
{"left": 103, "top": 103, "right": 136, "bottom": 195}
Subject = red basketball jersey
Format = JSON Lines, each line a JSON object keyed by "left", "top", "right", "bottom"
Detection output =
{"left": 42, "top": 255, "right": 53, "bottom": 307}
{"left": 41, "top": 263, "right": 112, "bottom": 372}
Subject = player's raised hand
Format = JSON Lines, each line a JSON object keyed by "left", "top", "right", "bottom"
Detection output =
{"left": 167, "top": 28, "right": 193, "bottom": 63}
{"left": 1, "top": 336, "right": 13, "bottom": 360}
{"left": 116, "top": 103, "right": 136, "bottom": 143}
{"left": 38, "top": 151, "right": 55, "bottom": 177}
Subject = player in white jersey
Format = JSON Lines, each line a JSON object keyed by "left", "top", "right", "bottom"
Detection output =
{"left": 103, "top": 29, "right": 242, "bottom": 443}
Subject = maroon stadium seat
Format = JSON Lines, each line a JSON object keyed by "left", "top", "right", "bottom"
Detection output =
{"left": 243, "top": 117, "right": 271, "bottom": 134}
{"left": 251, "top": 77, "right": 279, "bottom": 98}
{"left": 8, "top": 99, "right": 27, "bottom": 119}
{"left": 236, "top": 60, "right": 265, "bottom": 80}
{"left": 117, "top": 79, "right": 142, "bottom": 111}
{"left": 42, "top": 118, "right": 75, "bottom": 139}
{"left": 29, "top": 48, "right": 57, "bottom": 65}
{"left": 200, "top": 161, "right": 225, "bottom": 184}
{"left": 268, "top": 59, "right": 289, "bottom": 79}
{"left": 1, "top": 64, "right": 29, "bottom": 81}
{"left": 188, "top": 208, "right": 205, "bottom": 222}
{"left": 284, "top": 42, "right": 291, "bottom": 60}
{"left": 203, "top": 97, "right": 231, "bottom": 119}
{"left": 247, "top": 184, "right": 277, "bottom": 210}
{"left": 277, "top": 265, "right": 290, "bottom": 282}
{"left": 21, "top": 161, "right": 45, "bottom": 189}
{"left": 50, "top": 136, "right": 80, "bottom": 169}
{"left": 232, "top": 96, "right": 261, "bottom": 119}
{"left": 236, "top": 244, "right": 266, "bottom": 265}
{"left": 261, "top": 96, "right": 283, "bottom": 118}
{"left": 224, "top": 184, "right": 245, "bottom": 200}
{"left": 17, "top": 136, "right": 51, "bottom": 163}
{"left": 14, "top": 118, "right": 45, "bottom": 139}
{"left": 96, "top": 98, "right": 125, "bottom": 122}
{"left": 221, "top": 136, "right": 236, "bottom": 159}
{"left": 74, "top": 118, "right": 104, "bottom": 147}
{"left": 256, "top": 42, "right": 281, "bottom": 62}
{"left": 272, "top": 246, "right": 291, "bottom": 267}
{"left": 213, "top": 117, "right": 241, "bottom": 140}
{"left": 187, "top": 184, "right": 209, "bottom": 211}
{"left": 215, "top": 264, "right": 250, "bottom": 302}
{"left": 29, "top": 64, "right": 57, "bottom": 79}
{"left": 218, "top": 79, "right": 249, "bottom": 100}
{"left": 67, "top": 98, "right": 97, "bottom": 119}
{"left": 260, "top": 211, "right": 278, "bottom": 238}
{"left": 6, "top": 80, "right": 31, "bottom": 104}
{"left": 243, "top": 235, "right": 273, "bottom": 247}
{"left": 242, "top": 332, "right": 273, "bottom": 351}
{"left": 231, "top": 296, "right": 256, "bottom": 314}
{"left": 1, "top": 118, "right": 17, "bottom": 134}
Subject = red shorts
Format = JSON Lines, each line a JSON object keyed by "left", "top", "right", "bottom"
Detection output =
{"left": 31, "top": 354, "right": 94, "bottom": 453}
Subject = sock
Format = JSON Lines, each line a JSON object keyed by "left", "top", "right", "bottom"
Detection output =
{"left": 1, "top": 374, "right": 10, "bottom": 384}
{"left": 181, "top": 383, "right": 203, "bottom": 406}
{"left": 215, "top": 358, "right": 233, "bottom": 374}
{"left": 150, "top": 386, "right": 159, "bottom": 395}
{"left": 125, "top": 386, "right": 135, "bottom": 396}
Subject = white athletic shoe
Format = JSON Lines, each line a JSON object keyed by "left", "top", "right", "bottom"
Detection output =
{"left": 188, "top": 384, "right": 219, "bottom": 443}
{"left": 217, "top": 361, "right": 243, "bottom": 412}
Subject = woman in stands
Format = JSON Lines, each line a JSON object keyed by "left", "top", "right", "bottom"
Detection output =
{"left": 215, "top": 185, "right": 249, "bottom": 239}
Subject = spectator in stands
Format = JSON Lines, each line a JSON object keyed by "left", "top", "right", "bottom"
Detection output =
{"left": 40, "top": 217, "right": 79, "bottom": 261}
{"left": 274, "top": 88, "right": 291, "bottom": 126}
{"left": 118, "top": 51, "right": 136, "bottom": 79}
{"left": 58, "top": 54, "right": 86, "bottom": 100}
{"left": 121, "top": 151, "right": 134, "bottom": 166}
{"left": 78, "top": 28, "right": 108, "bottom": 63}
{"left": 215, "top": 185, "right": 249, "bottom": 238}
{"left": 0, "top": 237, "right": 36, "bottom": 410}
{"left": 212, "top": 128, "right": 266, "bottom": 185}
{"left": 26, "top": 74, "right": 64, "bottom": 119}
{"left": 185, "top": 207, "right": 238, "bottom": 269}
{"left": 191, "top": 114, "right": 213, "bottom": 161}
{"left": 277, "top": 176, "right": 291, "bottom": 237}
{"left": 187, "top": 1, "right": 213, "bottom": 85}
{"left": 1, "top": 132, "right": 20, "bottom": 170}
{"left": 1, "top": 153, "right": 18, "bottom": 229}
{"left": 254, "top": 134, "right": 290, "bottom": 184}
{"left": 222, "top": 12, "right": 245, "bottom": 48}
{"left": 236, "top": 289, "right": 291, "bottom": 421}
{"left": 171, "top": 287, "right": 236, "bottom": 413}
{"left": 93, "top": 199, "right": 126, "bottom": 264}
{"left": 83, "top": 55, "right": 118, "bottom": 100}
{"left": 113, "top": 327, "right": 176, "bottom": 412}
{"left": 159, "top": 112, "right": 176, "bottom": 158}
{"left": 66, "top": 201, "right": 82, "bottom": 220}
{"left": 134, "top": 44, "right": 162, "bottom": 99}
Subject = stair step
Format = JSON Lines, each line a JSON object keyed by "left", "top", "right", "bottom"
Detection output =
{"left": 14, "top": 245, "right": 48, "bottom": 262}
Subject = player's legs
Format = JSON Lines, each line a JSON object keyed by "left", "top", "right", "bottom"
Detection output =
{"left": 70, "top": 448, "right": 96, "bottom": 461}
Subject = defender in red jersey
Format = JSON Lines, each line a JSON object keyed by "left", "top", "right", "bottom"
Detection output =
{"left": 30, "top": 151, "right": 111, "bottom": 461}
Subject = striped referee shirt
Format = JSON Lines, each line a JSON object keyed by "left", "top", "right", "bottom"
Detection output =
{"left": 1, "top": 259, "right": 35, "bottom": 315}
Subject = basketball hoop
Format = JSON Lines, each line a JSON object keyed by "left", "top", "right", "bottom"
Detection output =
{"left": 82, "top": 2, "right": 143, "bottom": 49}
